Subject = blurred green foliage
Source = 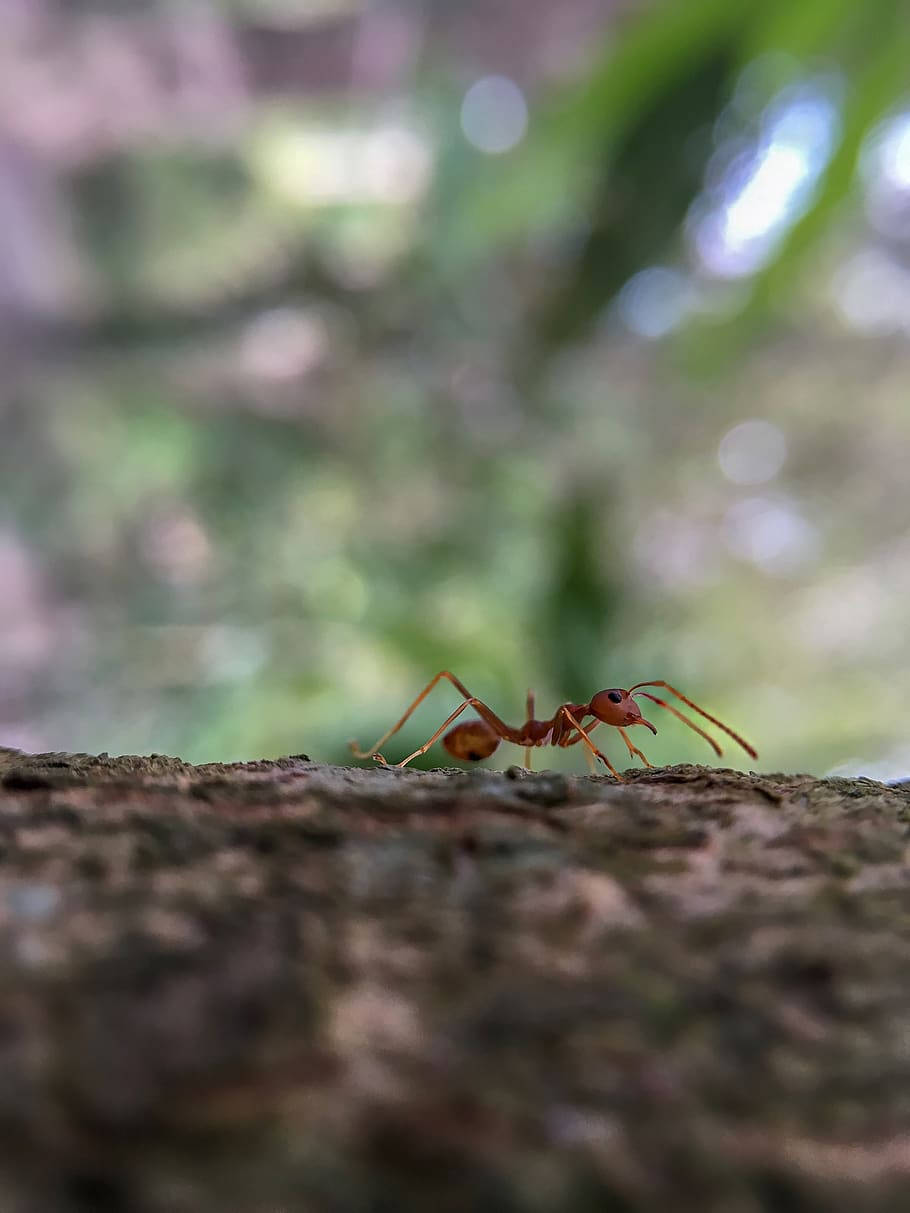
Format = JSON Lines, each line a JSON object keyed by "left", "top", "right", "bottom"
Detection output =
{"left": 3, "top": 0, "right": 910, "bottom": 776}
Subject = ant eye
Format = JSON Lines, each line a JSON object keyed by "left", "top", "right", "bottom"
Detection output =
{"left": 607, "top": 690, "right": 622, "bottom": 704}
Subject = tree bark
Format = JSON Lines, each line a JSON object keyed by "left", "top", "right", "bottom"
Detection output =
{"left": 0, "top": 747, "right": 908, "bottom": 1211}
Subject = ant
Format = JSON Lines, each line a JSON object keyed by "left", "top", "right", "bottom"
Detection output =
{"left": 350, "top": 670, "right": 757, "bottom": 779}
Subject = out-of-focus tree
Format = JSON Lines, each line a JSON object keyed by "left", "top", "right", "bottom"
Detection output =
{"left": 1, "top": 0, "right": 909, "bottom": 778}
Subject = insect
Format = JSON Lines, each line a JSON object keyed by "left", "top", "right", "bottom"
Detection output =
{"left": 349, "top": 670, "right": 757, "bottom": 779}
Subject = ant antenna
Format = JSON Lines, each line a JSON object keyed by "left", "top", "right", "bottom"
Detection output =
{"left": 630, "top": 680, "right": 757, "bottom": 760}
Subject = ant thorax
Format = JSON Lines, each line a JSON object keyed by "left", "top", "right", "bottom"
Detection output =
{"left": 521, "top": 718, "right": 554, "bottom": 745}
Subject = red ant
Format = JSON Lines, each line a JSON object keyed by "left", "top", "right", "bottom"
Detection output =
{"left": 350, "top": 670, "right": 757, "bottom": 779}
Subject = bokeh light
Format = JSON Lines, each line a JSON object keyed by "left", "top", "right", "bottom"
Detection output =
{"left": 717, "top": 420, "right": 788, "bottom": 485}
{"left": 722, "top": 497, "right": 819, "bottom": 575}
{"left": 691, "top": 81, "right": 840, "bottom": 277}
{"left": 460, "top": 76, "right": 529, "bottom": 154}
{"left": 617, "top": 267, "right": 694, "bottom": 339}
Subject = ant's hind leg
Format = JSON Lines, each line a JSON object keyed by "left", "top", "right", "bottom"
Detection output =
{"left": 350, "top": 670, "right": 477, "bottom": 760}
{"left": 395, "top": 698, "right": 508, "bottom": 768}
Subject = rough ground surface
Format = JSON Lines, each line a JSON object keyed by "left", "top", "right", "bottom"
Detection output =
{"left": 1, "top": 749, "right": 910, "bottom": 1212}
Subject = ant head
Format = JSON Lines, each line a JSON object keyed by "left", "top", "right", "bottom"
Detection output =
{"left": 589, "top": 688, "right": 657, "bottom": 734}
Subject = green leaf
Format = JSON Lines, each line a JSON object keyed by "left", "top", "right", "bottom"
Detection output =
{"left": 440, "top": 0, "right": 750, "bottom": 255}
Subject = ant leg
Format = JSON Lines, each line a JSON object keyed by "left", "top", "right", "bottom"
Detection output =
{"left": 619, "top": 727, "right": 652, "bottom": 768}
{"left": 563, "top": 721, "right": 602, "bottom": 775}
{"left": 350, "top": 670, "right": 477, "bottom": 760}
{"left": 560, "top": 708, "right": 623, "bottom": 780}
{"left": 563, "top": 721, "right": 599, "bottom": 746}
{"left": 629, "top": 681, "right": 757, "bottom": 759}
{"left": 564, "top": 728, "right": 604, "bottom": 774}
{"left": 524, "top": 690, "right": 535, "bottom": 770}
{"left": 394, "top": 698, "right": 505, "bottom": 768}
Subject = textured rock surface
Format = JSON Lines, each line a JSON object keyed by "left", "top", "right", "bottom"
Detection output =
{"left": 0, "top": 747, "right": 909, "bottom": 1211}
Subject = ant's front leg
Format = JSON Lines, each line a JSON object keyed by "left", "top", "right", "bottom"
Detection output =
{"left": 618, "top": 727, "right": 652, "bottom": 768}
{"left": 559, "top": 707, "right": 623, "bottom": 780}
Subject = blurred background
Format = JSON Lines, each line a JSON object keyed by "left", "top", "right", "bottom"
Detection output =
{"left": 1, "top": 0, "right": 908, "bottom": 776}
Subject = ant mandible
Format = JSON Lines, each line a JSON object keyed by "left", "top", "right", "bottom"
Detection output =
{"left": 350, "top": 670, "right": 757, "bottom": 779}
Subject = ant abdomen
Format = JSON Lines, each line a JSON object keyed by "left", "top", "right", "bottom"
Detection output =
{"left": 443, "top": 719, "right": 500, "bottom": 762}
